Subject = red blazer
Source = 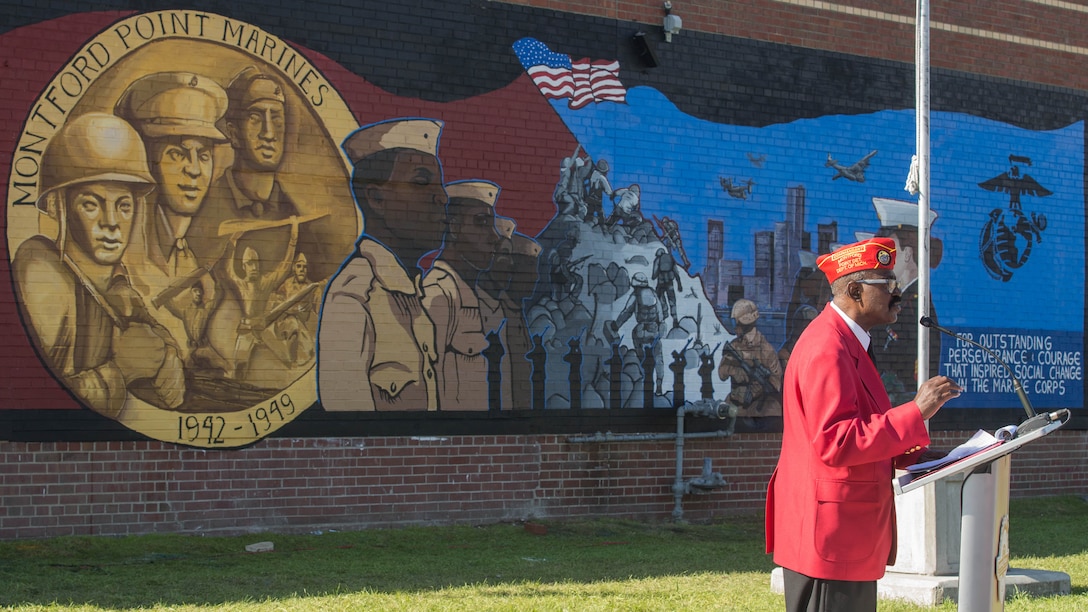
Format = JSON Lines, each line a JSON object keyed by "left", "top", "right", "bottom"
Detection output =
{"left": 765, "top": 306, "right": 930, "bottom": 581}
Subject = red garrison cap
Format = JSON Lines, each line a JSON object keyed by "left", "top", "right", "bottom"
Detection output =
{"left": 816, "top": 237, "right": 896, "bottom": 283}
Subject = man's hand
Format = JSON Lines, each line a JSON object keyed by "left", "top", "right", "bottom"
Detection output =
{"left": 152, "top": 347, "right": 186, "bottom": 409}
{"left": 113, "top": 323, "right": 168, "bottom": 383}
{"left": 914, "top": 375, "right": 963, "bottom": 420}
{"left": 916, "top": 447, "right": 947, "bottom": 464}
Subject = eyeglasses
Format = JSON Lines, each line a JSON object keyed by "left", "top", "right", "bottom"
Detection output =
{"left": 855, "top": 278, "right": 901, "bottom": 293}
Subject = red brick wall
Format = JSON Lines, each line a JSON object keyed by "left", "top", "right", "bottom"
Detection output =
{"left": 503, "top": 0, "right": 1088, "bottom": 92}
{"left": 3, "top": 430, "right": 1084, "bottom": 539}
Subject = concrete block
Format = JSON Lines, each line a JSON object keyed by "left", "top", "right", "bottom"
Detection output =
{"left": 770, "top": 566, "right": 1070, "bottom": 606}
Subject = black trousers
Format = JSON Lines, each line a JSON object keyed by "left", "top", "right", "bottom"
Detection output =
{"left": 782, "top": 567, "right": 877, "bottom": 612}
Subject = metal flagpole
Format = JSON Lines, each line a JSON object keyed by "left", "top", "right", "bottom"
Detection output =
{"left": 916, "top": 0, "right": 932, "bottom": 385}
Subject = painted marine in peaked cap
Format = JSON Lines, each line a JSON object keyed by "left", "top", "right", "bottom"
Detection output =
{"left": 115, "top": 71, "right": 230, "bottom": 374}
{"left": 505, "top": 232, "right": 543, "bottom": 409}
{"left": 476, "top": 213, "right": 521, "bottom": 410}
{"left": 318, "top": 118, "right": 448, "bottom": 411}
{"left": 116, "top": 71, "right": 228, "bottom": 277}
{"left": 423, "top": 180, "right": 502, "bottom": 410}
{"left": 871, "top": 197, "right": 943, "bottom": 404}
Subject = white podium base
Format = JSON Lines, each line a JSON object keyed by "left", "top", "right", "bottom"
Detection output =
{"left": 769, "top": 567, "right": 1070, "bottom": 606}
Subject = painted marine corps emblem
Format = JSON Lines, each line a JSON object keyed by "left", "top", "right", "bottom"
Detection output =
{"left": 978, "top": 155, "right": 1051, "bottom": 282}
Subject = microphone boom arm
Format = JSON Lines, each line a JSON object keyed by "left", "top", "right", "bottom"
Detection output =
{"left": 919, "top": 316, "right": 1035, "bottom": 420}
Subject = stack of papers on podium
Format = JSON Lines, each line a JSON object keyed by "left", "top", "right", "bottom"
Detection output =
{"left": 905, "top": 427, "right": 1015, "bottom": 474}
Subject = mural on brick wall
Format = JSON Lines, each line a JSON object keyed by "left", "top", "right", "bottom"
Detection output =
{"left": 4, "top": 12, "right": 359, "bottom": 445}
{"left": 2, "top": 10, "right": 1083, "bottom": 448}
{"left": 506, "top": 37, "right": 1083, "bottom": 417}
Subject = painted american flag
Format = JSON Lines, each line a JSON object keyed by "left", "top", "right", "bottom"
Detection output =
{"left": 512, "top": 38, "right": 627, "bottom": 110}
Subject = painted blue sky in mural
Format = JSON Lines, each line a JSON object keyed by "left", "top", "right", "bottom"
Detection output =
{"left": 550, "top": 86, "right": 1084, "bottom": 333}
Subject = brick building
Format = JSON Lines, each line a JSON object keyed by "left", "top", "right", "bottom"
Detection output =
{"left": 0, "top": 0, "right": 1085, "bottom": 539}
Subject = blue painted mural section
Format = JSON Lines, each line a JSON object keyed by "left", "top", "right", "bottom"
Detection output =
{"left": 547, "top": 85, "right": 1084, "bottom": 409}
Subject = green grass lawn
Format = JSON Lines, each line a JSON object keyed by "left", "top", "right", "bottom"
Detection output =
{"left": 0, "top": 496, "right": 1085, "bottom": 611}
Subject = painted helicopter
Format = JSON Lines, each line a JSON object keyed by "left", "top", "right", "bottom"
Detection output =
{"left": 720, "top": 176, "right": 755, "bottom": 199}
{"left": 825, "top": 149, "right": 877, "bottom": 182}
{"left": 746, "top": 152, "right": 766, "bottom": 168}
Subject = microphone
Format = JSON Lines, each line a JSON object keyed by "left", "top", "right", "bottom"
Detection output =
{"left": 919, "top": 316, "right": 1034, "bottom": 420}
{"left": 918, "top": 316, "right": 1060, "bottom": 436}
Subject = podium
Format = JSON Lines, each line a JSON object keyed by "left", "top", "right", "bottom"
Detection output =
{"left": 894, "top": 411, "right": 1070, "bottom": 610}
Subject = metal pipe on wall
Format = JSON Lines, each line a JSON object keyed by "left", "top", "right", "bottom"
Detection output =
{"left": 565, "top": 399, "right": 735, "bottom": 522}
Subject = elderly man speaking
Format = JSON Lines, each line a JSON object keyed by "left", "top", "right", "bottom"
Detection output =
{"left": 765, "top": 237, "right": 963, "bottom": 612}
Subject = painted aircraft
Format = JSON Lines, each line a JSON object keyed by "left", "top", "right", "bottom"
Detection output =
{"left": 825, "top": 149, "right": 877, "bottom": 182}
{"left": 720, "top": 176, "right": 755, "bottom": 199}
